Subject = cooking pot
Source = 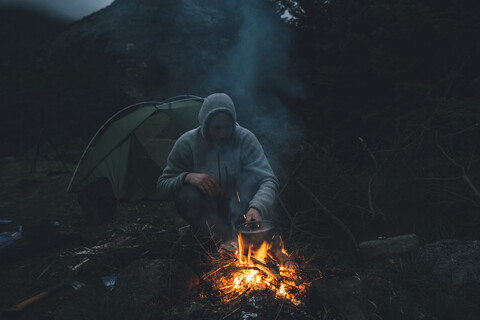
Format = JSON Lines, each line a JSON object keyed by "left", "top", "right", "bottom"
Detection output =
{"left": 235, "top": 220, "right": 277, "bottom": 252}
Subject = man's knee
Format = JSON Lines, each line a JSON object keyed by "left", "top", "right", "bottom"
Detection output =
{"left": 176, "top": 185, "right": 204, "bottom": 209}
{"left": 175, "top": 185, "right": 218, "bottom": 219}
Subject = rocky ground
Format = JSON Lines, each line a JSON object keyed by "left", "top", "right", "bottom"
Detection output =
{"left": 0, "top": 151, "right": 186, "bottom": 319}
{"left": 1, "top": 143, "right": 480, "bottom": 320}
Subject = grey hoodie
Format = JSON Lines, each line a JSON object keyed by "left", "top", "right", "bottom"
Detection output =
{"left": 157, "top": 93, "right": 279, "bottom": 220}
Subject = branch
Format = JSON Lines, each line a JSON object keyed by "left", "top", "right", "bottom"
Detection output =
{"left": 279, "top": 198, "right": 330, "bottom": 241}
{"left": 436, "top": 141, "right": 480, "bottom": 200}
{"left": 278, "top": 145, "right": 305, "bottom": 197}
{"left": 359, "top": 137, "right": 385, "bottom": 217}
{"left": 359, "top": 137, "right": 378, "bottom": 168}
{"left": 295, "top": 178, "right": 360, "bottom": 253}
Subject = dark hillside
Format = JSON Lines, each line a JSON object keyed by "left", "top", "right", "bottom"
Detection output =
{"left": 0, "top": 6, "right": 68, "bottom": 66}
{"left": 1, "top": 0, "right": 303, "bottom": 163}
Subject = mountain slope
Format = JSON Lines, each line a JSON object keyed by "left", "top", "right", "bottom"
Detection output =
{"left": 1, "top": 0, "right": 303, "bottom": 158}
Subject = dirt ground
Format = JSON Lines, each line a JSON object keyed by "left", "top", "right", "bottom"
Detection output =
{"left": 0, "top": 155, "right": 191, "bottom": 319}
{"left": 1, "top": 145, "right": 371, "bottom": 320}
{"left": 3, "top": 150, "right": 475, "bottom": 320}
{"left": 1, "top": 154, "right": 330, "bottom": 320}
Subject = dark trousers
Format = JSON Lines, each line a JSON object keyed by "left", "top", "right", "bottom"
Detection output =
{"left": 175, "top": 185, "right": 235, "bottom": 243}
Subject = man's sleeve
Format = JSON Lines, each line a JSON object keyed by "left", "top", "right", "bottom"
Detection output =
{"left": 241, "top": 132, "right": 279, "bottom": 218}
{"left": 157, "top": 136, "right": 193, "bottom": 199}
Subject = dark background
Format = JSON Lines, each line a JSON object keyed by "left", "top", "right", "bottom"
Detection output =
{"left": 1, "top": 1, "right": 480, "bottom": 318}
{"left": 2, "top": 0, "right": 479, "bottom": 239}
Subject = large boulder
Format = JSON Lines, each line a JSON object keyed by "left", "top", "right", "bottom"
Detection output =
{"left": 417, "top": 239, "right": 480, "bottom": 290}
{"left": 310, "top": 273, "right": 422, "bottom": 319}
{"left": 111, "top": 258, "right": 199, "bottom": 317}
{"left": 310, "top": 276, "right": 367, "bottom": 320}
{"left": 359, "top": 234, "right": 420, "bottom": 260}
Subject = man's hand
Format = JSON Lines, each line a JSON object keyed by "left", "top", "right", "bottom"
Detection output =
{"left": 245, "top": 208, "right": 261, "bottom": 222}
{"left": 185, "top": 173, "right": 222, "bottom": 196}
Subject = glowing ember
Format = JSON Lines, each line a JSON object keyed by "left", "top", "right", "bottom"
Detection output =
{"left": 204, "top": 233, "right": 318, "bottom": 305}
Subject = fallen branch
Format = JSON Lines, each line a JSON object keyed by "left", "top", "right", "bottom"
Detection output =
{"left": 295, "top": 178, "right": 360, "bottom": 253}
{"left": 216, "top": 245, "right": 279, "bottom": 279}
{"left": 222, "top": 306, "right": 241, "bottom": 319}
{"left": 278, "top": 145, "right": 305, "bottom": 198}
{"left": 437, "top": 142, "right": 480, "bottom": 200}
{"left": 279, "top": 198, "right": 330, "bottom": 241}
{"left": 359, "top": 137, "right": 385, "bottom": 217}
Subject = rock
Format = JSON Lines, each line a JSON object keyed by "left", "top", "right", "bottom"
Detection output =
{"left": 111, "top": 259, "right": 199, "bottom": 314}
{"left": 311, "top": 275, "right": 420, "bottom": 320}
{"left": 310, "top": 276, "right": 367, "bottom": 320}
{"left": 417, "top": 239, "right": 480, "bottom": 290}
{"left": 359, "top": 234, "right": 420, "bottom": 260}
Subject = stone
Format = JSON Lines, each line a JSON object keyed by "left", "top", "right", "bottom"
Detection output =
{"left": 359, "top": 234, "right": 420, "bottom": 260}
{"left": 111, "top": 258, "right": 199, "bottom": 313}
{"left": 417, "top": 239, "right": 480, "bottom": 290}
{"left": 310, "top": 276, "right": 367, "bottom": 320}
{"left": 310, "top": 274, "right": 421, "bottom": 320}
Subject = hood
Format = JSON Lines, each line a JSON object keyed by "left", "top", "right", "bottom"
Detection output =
{"left": 198, "top": 93, "right": 237, "bottom": 139}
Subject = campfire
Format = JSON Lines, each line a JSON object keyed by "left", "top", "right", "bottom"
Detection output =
{"left": 203, "top": 221, "right": 320, "bottom": 306}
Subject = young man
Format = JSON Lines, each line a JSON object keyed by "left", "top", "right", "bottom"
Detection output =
{"left": 157, "top": 93, "right": 278, "bottom": 242}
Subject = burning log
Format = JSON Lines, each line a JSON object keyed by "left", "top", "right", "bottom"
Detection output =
{"left": 206, "top": 228, "right": 319, "bottom": 306}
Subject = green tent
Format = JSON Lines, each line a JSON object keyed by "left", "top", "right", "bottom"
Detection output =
{"left": 67, "top": 95, "right": 203, "bottom": 201}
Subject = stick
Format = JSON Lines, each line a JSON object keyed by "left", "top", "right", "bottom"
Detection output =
{"left": 295, "top": 178, "right": 360, "bottom": 253}
{"left": 279, "top": 198, "right": 330, "bottom": 241}
{"left": 437, "top": 142, "right": 480, "bottom": 200}
{"left": 222, "top": 306, "right": 241, "bottom": 319}
{"left": 278, "top": 145, "right": 305, "bottom": 197}
{"left": 37, "top": 261, "right": 55, "bottom": 280}
{"left": 205, "top": 221, "right": 220, "bottom": 251}
{"left": 274, "top": 298, "right": 285, "bottom": 320}
{"left": 358, "top": 137, "right": 378, "bottom": 168}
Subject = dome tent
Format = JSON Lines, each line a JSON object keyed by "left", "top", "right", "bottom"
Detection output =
{"left": 67, "top": 95, "right": 203, "bottom": 201}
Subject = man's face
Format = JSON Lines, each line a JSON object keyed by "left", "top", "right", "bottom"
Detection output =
{"left": 208, "top": 112, "right": 234, "bottom": 146}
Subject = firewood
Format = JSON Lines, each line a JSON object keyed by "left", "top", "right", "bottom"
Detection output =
{"left": 296, "top": 178, "right": 360, "bottom": 253}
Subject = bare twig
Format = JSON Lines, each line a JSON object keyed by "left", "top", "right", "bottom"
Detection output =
{"left": 367, "top": 171, "right": 378, "bottom": 216}
{"left": 205, "top": 221, "right": 220, "bottom": 252}
{"left": 359, "top": 137, "right": 378, "bottom": 168}
{"left": 359, "top": 137, "right": 385, "bottom": 217}
{"left": 436, "top": 142, "right": 480, "bottom": 200}
{"left": 190, "top": 229, "right": 214, "bottom": 260}
{"left": 463, "top": 175, "right": 480, "bottom": 199}
{"left": 278, "top": 145, "right": 305, "bottom": 197}
{"left": 425, "top": 184, "right": 480, "bottom": 207}
{"left": 37, "top": 261, "right": 56, "bottom": 280}
{"left": 222, "top": 306, "right": 241, "bottom": 319}
{"left": 274, "top": 298, "right": 285, "bottom": 320}
{"left": 279, "top": 198, "right": 330, "bottom": 241}
{"left": 295, "top": 178, "right": 360, "bottom": 253}
{"left": 416, "top": 176, "right": 463, "bottom": 182}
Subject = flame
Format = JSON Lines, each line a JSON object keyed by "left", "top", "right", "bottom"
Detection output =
{"left": 206, "top": 233, "right": 316, "bottom": 305}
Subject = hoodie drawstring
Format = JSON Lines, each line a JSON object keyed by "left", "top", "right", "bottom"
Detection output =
{"left": 217, "top": 152, "right": 230, "bottom": 192}
{"left": 217, "top": 152, "right": 222, "bottom": 189}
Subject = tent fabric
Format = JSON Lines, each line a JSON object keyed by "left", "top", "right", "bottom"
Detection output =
{"left": 67, "top": 96, "right": 203, "bottom": 201}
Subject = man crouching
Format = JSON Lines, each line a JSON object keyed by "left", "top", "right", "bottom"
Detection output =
{"left": 157, "top": 93, "right": 278, "bottom": 243}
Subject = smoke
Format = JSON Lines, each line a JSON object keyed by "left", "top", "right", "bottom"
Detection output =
{"left": 0, "top": 0, "right": 114, "bottom": 20}
{"left": 199, "top": 0, "right": 307, "bottom": 178}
